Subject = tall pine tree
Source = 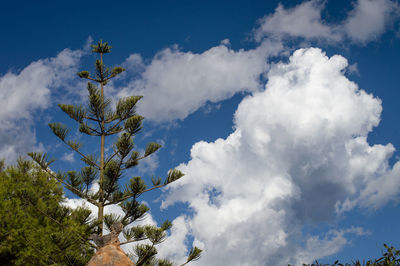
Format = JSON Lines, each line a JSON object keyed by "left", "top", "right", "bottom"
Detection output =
{"left": 29, "top": 40, "right": 201, "bottom": 265}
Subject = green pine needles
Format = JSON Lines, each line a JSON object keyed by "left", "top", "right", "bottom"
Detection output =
{"left": 28, "top": 40, "right": 202, "bottom": 265}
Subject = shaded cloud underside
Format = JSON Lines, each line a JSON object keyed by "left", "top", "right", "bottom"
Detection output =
{"left": 161, "top": 48, "right": 400, "bottom": 265}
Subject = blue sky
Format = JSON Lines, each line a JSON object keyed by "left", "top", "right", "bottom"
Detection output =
{"left": 1, "top": 0, "right": 400, "bottom": 265}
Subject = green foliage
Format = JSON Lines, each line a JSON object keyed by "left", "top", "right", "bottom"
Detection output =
{"left": 0, "top": 160, "right": 95, "bottom": 265}
{"left": 77, "top": 70, "right": 90, "bottom": 79}
{"left": 125, "top": 151, "right": 140, "bottom": 168}
{"left": 28, "top": 40, "right": 202, "bottom": 265}
{"left": 145, "top": 142, "right": 162, "bottom": 157}
{"left": 130, "top": 176, "right": 147, "bottom": 195}
{"left": 116, "top": 96, "right": 143, "bottom": 120}
{"left": 58, "top": 104, "right": 85, "bottom": 123}
{"left": 48, "top": 122, "right": 69, "bottom": 141}
{"left": 91, "top": 40, "right": 111, "bottom": 54}
{"left": 184, "top": 247, "right": 203, "bottom": 265}
{"left": 165, "top": 169, "right": 185, "bottom": 185}
{"left": 27, "top": 152, "right": 55, "bottom": 169}
{"left": 125, "top": 115, "right": 144, "bottom": 134}
{"left": 66, "top": 140, "right": 83, "bottom": 151}
{"left": 103, "top": 213, "right": 122, "bottom": 232}
{"left": 81, "top": 166, "right": 97, "bottom": 191}
{"left": 291, "top": 244, "right": 400, "bottom": 266}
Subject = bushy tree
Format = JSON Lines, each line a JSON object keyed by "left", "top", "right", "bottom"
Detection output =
{"left": 291, "top": 244, "right": 400, "bottom": 266}
{"left": 0, "top": 159, "right": 95, "bottom": 265}
{"left": 29, "top": 40, "right": 201, "bottom": 265}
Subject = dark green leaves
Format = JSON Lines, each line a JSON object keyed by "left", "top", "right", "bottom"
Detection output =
{"left": 111, "top": 66, "right": 125, "bottom": 77}
{"left": 87, "top": 82, "right": 104, "bottom": 117}
{"left": 95, "top": 59, "right": 105, "bottom": 80}
{"left": 134, "top": 244, "right": 157, "bottom": 266}
{"left": 151, "top": 176, "right": 162, "bottom": 186}
{"left": 80, "top": 166, "right": 97, "bottom": 189}
{"left": 0, "top": 162, "right": 95, "bottom": 265}
{"left": 49, "top": 122, "right": 69, "bottom": 141}
{"left": 77, "top": 70, "right": 90, "bottom": 79}
{"left": 104, "top": 213, "right": 122, "bottom": 232}
{"left": 110, "top": 190, "right": 123, "bottom": 204}
{"left": 125, "top": 151, "right": 140, "bottom": 168}
{"left": 58, "top": 104, "right": 85, "bottom": 123}
{"left": 115, "top": 133, "right": 134, "bottom": 158}
{"left": 67, "top": 140, "right": 83, "bottom": 151}
{"left": 91, "top": 40, "right": 111, "bottom": 54}
{"left": 66, "top": 171, "right": 83, "bottom": 192}
{"left": 165, "top": 169, "right": 184, "bottom": 185}
{"left": 186, "top": 247, "right": 202, "bottom": 264}
{"left": 120, "top": 200, "right": 149, "bottom": 223}
{"left": 161, "top": 220, "right": 172, "bottom": 231}
{"left": 158, "top": 259, "right": 173, "bottom": 266}
{"left": 125, "top": 115, "right": 144, "bottom": 135}
{"left": 123, "top": 225, "right": 145, "bottom": 241}
{"left": 144, "top": 226, "right": 166, "bottom": 244}
{"left": 130, "top": 176, "right": 147, "bottom": 195}
{"left": 145, "top": 142, "right": 162, "bottom": 157}
{"left": 81, "top": 154, "right": 98, "bottom": 168}
{"left": 79, "top": 123, "right": 97, "bottom": 136}
{"left": 116, "top": 96, "right": 143, "bottom": 119}
{"left": 103, "top": 160, "right": 121, "bottom": 194}
{"left": 27, "top": 152, "right": 55, "bottom": 169}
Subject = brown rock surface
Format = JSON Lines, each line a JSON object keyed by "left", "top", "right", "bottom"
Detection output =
{"left": 86, "top": 243, "right": 135, "bottom": 266}
{"left": 87, "top": 223, "right": 135, "bottom": 266}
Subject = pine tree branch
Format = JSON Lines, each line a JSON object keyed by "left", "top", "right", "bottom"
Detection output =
{"left": 104, "top": 118, "right": 124, "bottom": 133}
{"left": 39, "top": 166, "right": 98, "bottom": 206}
{"left": 82, "top": 114, "right": 101, "bottom": 123}
{"left": 104, "top": 184, "right": 166, "bottom": 206}
{"left": 180, "top": 247, "right": 202, "bottom": 266}
{"left": 85, "top": 75, "right": 101, "bottom": 83}
{"left": 119, "top": 155, "right": 147, "bottom": 171}
{"left": 121, "top": 196, "right": 138, "bottom": 225}
{"left": 20, "top": 231, "right": 60, "bottom": 265}
{"left": 79, "top": 122, "right": 102, "bottom": 136}
{"left": 136, "top": 243, "right": 156, "bottom": 266}
{"left": 102, "top": 157, "right": 125, "bottom": 204}
{"left": 63, "top": 139, "right": 100, "bottom": 170}
{"left": 79, "top": 129, "right": 97, "bottom": 137}
{"left": 104, "top": 149, "right": 120, "bottom": 167}
{"left": 104, "top": 131, "right": 135, "bottom": 166}
{"left": 119, "top": 236, "right": 149, "bottom": 246}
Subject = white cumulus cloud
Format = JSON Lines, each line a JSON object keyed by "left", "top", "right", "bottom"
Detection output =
{"left": 117, "top": 40, "right": 283, "bottom": 122}
{"left": 0, "top": 47, "right": 86, "bottom": 163}
{"left": 161, "top": 48, "right": 400, "bottom": 265}
{"left": 254, "top": 0, "right": 341, "bottom": 42}
{"left": 343, "top": 0, "right": 399, "bottom": 43}
{"left": 254, "top": 0, "right": 399, "bottom": 44}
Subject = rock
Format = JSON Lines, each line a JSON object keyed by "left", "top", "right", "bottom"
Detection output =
{"left": 86, "top": 243, "right": 135, "bottom": 266}
{"left": 87, "top": 222, "right": 135, "bottom": 266}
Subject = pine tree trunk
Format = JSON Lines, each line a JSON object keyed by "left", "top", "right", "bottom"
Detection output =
{"left": 98, "top": 52, "right": 105, "bottom": 236}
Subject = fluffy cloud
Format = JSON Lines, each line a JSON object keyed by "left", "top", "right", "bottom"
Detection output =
{"left": 343, "top": 0, "right": 399, "bottom": 43}
{"left": 156, "top": 215, "right": 192, "bottom": 263}
{"left": 254, "top": 0, "right": 399, "bottom": 44}
{"left": 117, "top": 40, "right": 283, "bottom": 122}
{"left": 0, "top": 47, "right": 85, "bottom": 163}
{"left": 161, "top": 48, "right": 400, "bottom": 265}
{"left": 254, "top": 0, "right": 340, "bottom": 42}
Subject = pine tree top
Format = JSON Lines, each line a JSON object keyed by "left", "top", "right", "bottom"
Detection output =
{"left": 91, "top": 40, "right": 111, "bottom": 54}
